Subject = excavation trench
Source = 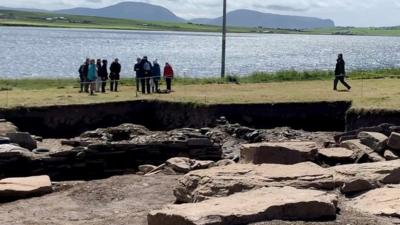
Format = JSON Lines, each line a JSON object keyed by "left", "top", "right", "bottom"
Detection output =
{"left": 2, "top": 100, "right": 399, "bottom": 181}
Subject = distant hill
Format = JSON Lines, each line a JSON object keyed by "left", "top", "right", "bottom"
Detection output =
{"left": 191, "top": 9, "right": 335, "bottom": 29}
{"left": 55, "top": 2, "right": 186, "bottom": 23}
{"left": 0, "top": 6, "right": 48, "bottom": 13}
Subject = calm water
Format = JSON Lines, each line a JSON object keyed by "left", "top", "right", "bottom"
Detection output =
{"left": 1, "top": 27, "right": 400, "bottom": 78}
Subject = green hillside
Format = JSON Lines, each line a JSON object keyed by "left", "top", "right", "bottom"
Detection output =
{"left": 0, "top": 9, "right": 252, "bottom": 32}
{"left": 1, "top": 9, "right": 400, "bottom": 36}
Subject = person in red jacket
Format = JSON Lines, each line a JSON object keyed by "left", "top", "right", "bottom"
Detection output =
{"left": 163, "top": 62, "right": 174, "bottom": 92}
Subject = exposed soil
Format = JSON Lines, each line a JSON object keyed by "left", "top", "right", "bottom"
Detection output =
{"left": 0, "top": 174, "right": 398, "bottom": 225}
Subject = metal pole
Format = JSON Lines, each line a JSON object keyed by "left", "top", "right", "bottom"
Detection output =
{"left": 221, "top": 0, "right": 227, "bottom": 78}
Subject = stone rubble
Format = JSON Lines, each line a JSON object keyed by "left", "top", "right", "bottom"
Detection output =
{"left": 2, "top": 119, "right": 400, "bottom": 224}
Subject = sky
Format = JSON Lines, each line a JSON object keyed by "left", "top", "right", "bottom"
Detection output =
{"left": 1, "top": 0, "right": 400, "bottom": 27}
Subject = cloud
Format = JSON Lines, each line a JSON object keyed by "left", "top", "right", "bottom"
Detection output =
{"left": 255, "top": 4, "right": 309, "bottom": 12}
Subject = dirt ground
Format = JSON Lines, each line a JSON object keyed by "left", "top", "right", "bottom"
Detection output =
{"left": 0, "top": 174, "right": 398, "bottom": 225}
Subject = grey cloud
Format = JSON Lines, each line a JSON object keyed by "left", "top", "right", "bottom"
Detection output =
{"left": 256, "top": 4, "right": 309, "bottom": 12}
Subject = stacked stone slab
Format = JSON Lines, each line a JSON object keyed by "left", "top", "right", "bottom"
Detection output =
{"left": 149, "top": 187, "right": 338, "bottom": 225}
{"left": 240, "top": 142, "right": 318, "bottom": 165}
{"left": 0, "top": 124, "right": 223, "bottom": 180}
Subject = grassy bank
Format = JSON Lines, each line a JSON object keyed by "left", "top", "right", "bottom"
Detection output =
{"left": 0, "top": 69, "right": 400, "bottom": 109}
{"left": 1, "top": 68, "right": 399, "bottom": 89}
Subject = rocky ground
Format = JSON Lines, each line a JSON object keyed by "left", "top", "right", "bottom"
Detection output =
{"left": 2, "top": 119, "right": 400, "bottom": 225}
{"left": 0, "top": 174, "right": 396, "bottom": 225}
{"left": 0, "top": 175, "right": 179, "bottom": 225}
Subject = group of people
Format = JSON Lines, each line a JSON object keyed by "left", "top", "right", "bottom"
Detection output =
{"left": 78, "top": 57, "right": 174, "bottom": 96}
{"left": 134, "top": 56, "right": 174, "bottom": 94}
{"left": 78, "top": 58, "right": 121, "bottom": 95}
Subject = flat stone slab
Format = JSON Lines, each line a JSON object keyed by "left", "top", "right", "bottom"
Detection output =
{"left": 0, "top": 144, "right": 34, "bottom": 159}
{"left": 0, "top": 121, "right": 18, "bottom": 137}
{"left": 240, "top": 142, "right": 318, "bottom": 165}
{"left": 0, "top": 175, "right": 52, "bottom": 202}
{"left": 318, "top": 148, "right": 355, "bottom": 163}
{"left": 332, "top": 160, "right": 400, "bottom": 193}
{"left": 348, "top": 185, "right": 400, "bottom": 218}
{"left": 341, "top": 139, "right": 385, "bottom": 162}
{"left": 149, "top": 187, "right": 338, "bottom": 225}
{"left": 358, "top": 132, "right": 388, "bottom": 153}
{"left": 174, "top": 162, "right": 335, "bottom": 203}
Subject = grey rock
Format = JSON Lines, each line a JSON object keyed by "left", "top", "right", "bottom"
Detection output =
{"left": 388, "top": 132, "right": 400, "bottom": 151}
{"left": 32, "top": 148, "right": 50, "bottom": 154}
{"left": 340, "top": 179, "right": 375, "bottom": 194}
{"left": 6, "top": 132, "right": 37, "bottom": 150}
{"left": 138, "top": 164, "right": 157, "bottom": 174}
{"left": 358, "top": 132, "right": 388, "bottom": 153}
{"left": 384, "top": 150, "right": 399, "bottom": 161}
{"left": 0, "top": 121, "right": 18, "bottom": 137}
{"left": 215, "top": 159, "right": 236, "bottom": 167}
{"left": 341, "top": 139, "right": 385, "bottom": 162}
{"left": 0, "top": 144, "right": 34, "bottom": 159}
{"left": 166, "top": 157, "right": 191, "bottom": 173}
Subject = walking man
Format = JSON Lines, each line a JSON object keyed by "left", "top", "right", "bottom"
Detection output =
{"left": 334, "top": 54, "right": 351, "bottom": 91}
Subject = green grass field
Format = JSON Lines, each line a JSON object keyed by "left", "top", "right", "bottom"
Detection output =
{"left": 2, "top": 9, "right": 400, "bottom": 36}
{"left": 0, "top": 69, "right": 399, "bottom": 109}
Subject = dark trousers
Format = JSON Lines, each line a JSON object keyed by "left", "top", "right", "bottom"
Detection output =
{"left": 154, "top": 80, "right": 159, "bottom": 92}
{"left": 110, "top": 80, "right": 119, "bottom": 92}
{"left": 146, "top": 78, "right": 151, "bottom": 94}
{"left": 101, "top": 79, "right": 107, "bottom": 93}
{"left": 136, "top": 78, "right": 140, "bottom": 92}
{"left": 166, "top": 78, "right": 172, "bottom": 91}
{"left": 334, "top": 76, "right": 351, "bottom": 90}
{"left": 141, "top": 78, "right": 146, "bottom": 94}
{"left": 80, "top": 76, "right": 85, "bottom": 92}
{"left": 80, "top": 76, "right": 89, "bottom": 93}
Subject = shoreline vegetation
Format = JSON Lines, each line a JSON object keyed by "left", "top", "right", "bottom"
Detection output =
{"left": 1, "top": 68, "right": 400, "bottom": 89}
{"left": 1, "top": 9, "right": 400, "bottom": 36}
{"left": 0, "top": 68, "right": 400, "bottom": 109}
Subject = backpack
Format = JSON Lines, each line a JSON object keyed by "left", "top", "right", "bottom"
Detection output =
{"left": 144, "top": 62, "right": 151, "bottom": 71}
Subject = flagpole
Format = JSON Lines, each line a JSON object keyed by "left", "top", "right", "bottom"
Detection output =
{"left": 221, "top": 0, "right": 227, "bottom": 78}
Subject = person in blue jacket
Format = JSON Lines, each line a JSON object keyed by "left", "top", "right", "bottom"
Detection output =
{"left": 87, "top": 59, "right": 97, "bottom": 95}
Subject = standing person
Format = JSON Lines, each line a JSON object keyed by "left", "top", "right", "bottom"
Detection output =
{"left": 142, "top": 56, "right": 152, "bottom": 94}
{"left": 110, "top": 58, "right": 121, "bottom": 92}
{"left": 163, "top": 62, "right": 174, "bottom": 92}
{"left": 134, "top": 58, "right": 142, "bottom": 92}
{"left": 78, "top": 59, "right": 88, "bottom": 93}
{"left": 99, "top": 59, "right": 108, "bottom": 93}
{"left": 96, "top": 59, "right": 102, "bottom": 92}
{"left": 334, "top": 54, "right": 351, "bottom": 91}
{"left": 87, "top": 59, "right": 97, "bottom": 95}
{"left": 152, "top": 60, "right": 161, "bottom": 93}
